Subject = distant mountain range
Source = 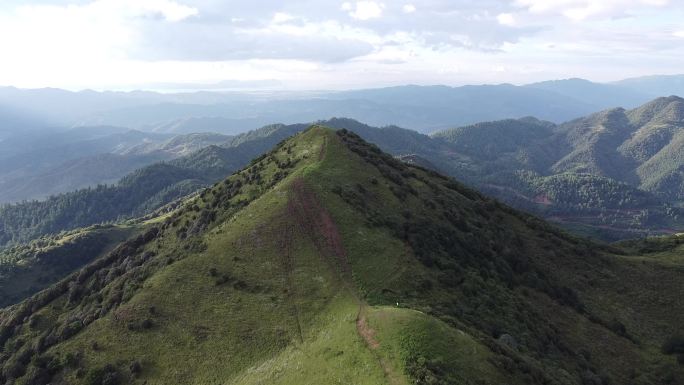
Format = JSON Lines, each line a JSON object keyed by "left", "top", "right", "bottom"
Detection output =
{"left": 613, "top": 74, "right": 684, "bottom": 98}
{"left": 1, "top": 75, "right": 683, "bottom": 134}
{"left": 0, "top": 128, "right": 235, "bottom": 203}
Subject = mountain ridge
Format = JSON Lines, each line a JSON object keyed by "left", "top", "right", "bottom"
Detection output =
{"left": 0, "top": 126, "right": 681, "bottom": 384}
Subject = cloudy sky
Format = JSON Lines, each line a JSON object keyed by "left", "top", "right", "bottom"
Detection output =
{"left": 0, "top": 0, "right": 682, "bottom": 90}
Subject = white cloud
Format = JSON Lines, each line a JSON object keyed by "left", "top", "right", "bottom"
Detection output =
{"left": 496, "top": 13, "right": 516, "bottom": 26}
{"left": 272, "top": 12, "right": 295, "bottom": 24}
{"left": 137, "top": 0, "right": 198, "bottom": 22}
{"left": 343, "top": 1, "right": 385, "bottom": 20}
{"left": 514, "top": 0, "right": 670, "bottom": 21}
{"left": 85, "top": 0, "right": 198, "bottom": 22}
{"left": 0, "top": 0, "right": 683, "bottom": 90}
{"left": 403, "top": 4, "right": 417, "bottom": 14}
{"left": 0, "top": 0, "right": 198, "bottom": 62}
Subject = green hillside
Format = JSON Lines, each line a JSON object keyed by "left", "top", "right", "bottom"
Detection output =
{"left": 554, "top": 96, "right": 684, "bottom": 197}
{"left": 0, "top": 225, "right": 140, "bottom": 308}
{"left": 0, "top": 127, "right": 681, "bottom": 385}
{"left": 432, "top": 98, "right": 684, "bottom": 239}
{"left": 4, "top": 99, "right": 682, "bottom": 251}
{"left": 0, "top": 124, "right": 305, "bottom": 248}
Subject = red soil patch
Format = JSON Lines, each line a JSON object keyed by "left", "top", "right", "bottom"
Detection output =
{"left": 534, "top": 194, "right": 552, "bottom": 205}
{"left": 356, "top": 313, "right": 380, "bottom": 349}
{"left": 287, "top": 178, "right": 352, "bottom": 281}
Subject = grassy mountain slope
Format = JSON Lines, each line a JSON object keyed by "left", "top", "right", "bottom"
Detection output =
{"left": 0, "top": 124, "right": 306, "bottom": 248}
{"left": 552, "top": 109, "right": 637, "bottom": 182}
{"left": 0, "top": 127, "right": 682, "bottom": 385}
{"left": 433, "top": 117, "right": 557, "bottom": 174}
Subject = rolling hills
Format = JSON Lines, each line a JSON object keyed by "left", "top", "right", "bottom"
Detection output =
{"left": 2, "top": 102, "right": 683, "bottom": 250}
{"left": 431, "top": 97, "right": 684, "bottom": 239}
{"left": 0, "top": 128, "right": 235, "bottom": 204}
{"left": 0, "top": 126, "right": 681, "bottom": 385}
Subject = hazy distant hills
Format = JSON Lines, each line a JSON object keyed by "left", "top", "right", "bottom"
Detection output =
{"left": 525, "top": 78, "right": 652, "bottom": 110}
{"left": 75, "top": 82, "right": 635, "bottom": 133}
{"left": 613, "top": 74, "right": 684, "bottom": 98}
{"left": 0, "top": 128, "right": 234, "bottom": 204}
{"left": 2, "top": 75, "right": 683, "bottom": 135}
{"left": 0, "top": 105, "right": 47, "bottom": 141}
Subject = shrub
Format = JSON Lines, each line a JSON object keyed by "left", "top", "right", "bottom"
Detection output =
{"left": 129, "top": 360, "right": 142, "bottom": 376}
{"left": 141, "top": 319, "right": 153, "bottom": 329}
{"left": 86, "top": 364, "right": 120, "bottom": 385}
{"left": 662, "top": 336, "right": 684, "bottom": 355}
{"left": 608, "top": 319, "right": 628, "bottom": 338}
{"left": 63, "top": 352, "right": 81, "bottom": 368}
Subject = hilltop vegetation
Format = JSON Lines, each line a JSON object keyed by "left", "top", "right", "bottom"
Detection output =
{"left": 0, "top": 127, "right": 681, "bottom": 385}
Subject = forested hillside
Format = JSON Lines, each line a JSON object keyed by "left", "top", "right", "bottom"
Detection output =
{"left": 0, "top": 225, "right": 139, "bottom": 308}
{"left": 0, "top": 127, "right": 681, "bottom": 385}
{"left": 432, "top": 97, "right": 684, "bottom": 239}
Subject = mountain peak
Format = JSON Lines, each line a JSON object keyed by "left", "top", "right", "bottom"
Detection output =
{"left": 627, "top": 95, "right": 684, "bottom": 127}
{"left": 0, "top": 124, "right": 682, "bottom": 385}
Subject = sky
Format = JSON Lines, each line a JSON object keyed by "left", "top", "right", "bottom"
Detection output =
{"left": 0, "top": 0, "right": 682, "bottom": 90}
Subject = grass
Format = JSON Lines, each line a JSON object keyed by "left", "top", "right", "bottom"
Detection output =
{"left": 2, "top": 127, "right": 683, "bottom": 385}
{"left": 367, "top": 306, "right": 508, "bottom": 385}
{"left": 30, "top": 128, "right": 402, "bottom": 385}
{"left": 234, "top": 296, "right": 387, "bottom": 385}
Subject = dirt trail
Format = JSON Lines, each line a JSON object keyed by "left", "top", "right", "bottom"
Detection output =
{"left": 356, "top": 312, "right": 380, "bottom": 349}
{"left": 287, "top": 175, "right": 404, "bottom": 385}
{"left": 356, "top": 305, "right": 406, "bottom": 385}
